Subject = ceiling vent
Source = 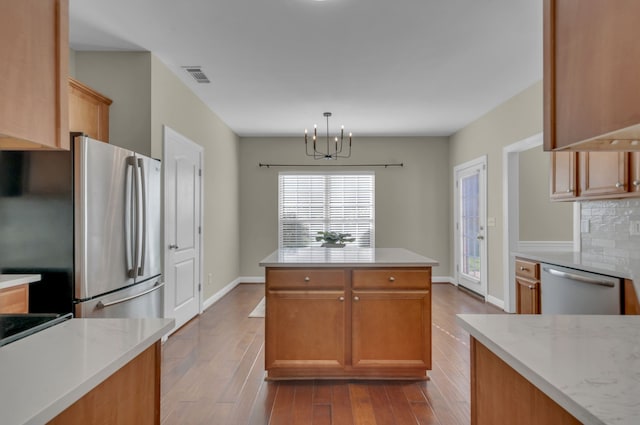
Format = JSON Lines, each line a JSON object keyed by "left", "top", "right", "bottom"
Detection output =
{"left": 182, "top": 66, "right": 210, "bottom": 83}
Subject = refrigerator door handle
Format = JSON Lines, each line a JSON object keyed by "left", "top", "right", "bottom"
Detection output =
{"left": 96, "top": 281, "right": 164, "bottom": 309}
{"left": 125, "top": 157, "right": 138, "bottom": 278}
{"left": 137, "top": 158, "right": 147, "bottom": 277}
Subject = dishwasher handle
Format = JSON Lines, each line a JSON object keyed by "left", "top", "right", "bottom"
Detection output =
{"left": 543, "top": 266, "right": 616, "bottom": 288}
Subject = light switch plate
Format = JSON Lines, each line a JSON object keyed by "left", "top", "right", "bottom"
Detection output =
{"left": 630, "top": 221, "right": 640, "bottom": 236}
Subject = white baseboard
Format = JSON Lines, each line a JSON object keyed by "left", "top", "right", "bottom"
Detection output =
{"left": 487, "top": 295, "right": 505, "bottom": 310}
{"left": 237, "top": 276, "right": 265, "bottom": 284}
{"left": 433, "top": 276, "right": 455, "bottom": 284}
{"left": 202, "top": 278, "right": 243, "bottom": 311}
{"left": 517, "top": 241, "right": 574, "bottom": 252}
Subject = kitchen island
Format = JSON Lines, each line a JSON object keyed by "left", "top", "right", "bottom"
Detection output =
{"left": 458, "top": 314, "right": 640, "bottom": 425}
{"left": 259, "top": 247, "right": 439, "bottom": 380}
{"left": 0, "top": 317, "right": 173, "bottom": 425}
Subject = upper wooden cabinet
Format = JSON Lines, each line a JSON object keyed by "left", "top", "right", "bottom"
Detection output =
{"left": 68, "top": 77, "right": 112, "bottom": 143}
{"left": 549, "top": 151, "right": 577, "bottom": 200}
{"left": 544, "top": 0, "right": 640, "bottom": 151}
{"left": 579, "top": 152, "right": 628, "bottom": 197}
{"left": 0, "top": 0, "right": 69, "bottom": 150}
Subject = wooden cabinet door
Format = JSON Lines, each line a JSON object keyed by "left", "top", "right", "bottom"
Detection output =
{"left": 579, "top": 152, "right": 628, "bottom": 197}
{"left": 549, "top": 152, "right": 576, "bottom": 200}
{"left": 630, "top": 153, "right": 640, "bottom": 194}
{"left": 515, "top": 278, "right": 539, "bottom": 314}
{"left": 265, "top": 290, "right": 345, "bottom": 370}
{"left": 351, "top": 290, "right": 431, "bottom": 369}
{"left": 0, "top": 284, "right": 29, "bottom": 314}
{"left": 68, "top": 77, "right": 112, "bottom": 143}
{"left": 544, "top": 0, "right": 640, "bottom": 150}
{"left": 0, "top": 0, "right": 69, "bottom": 150}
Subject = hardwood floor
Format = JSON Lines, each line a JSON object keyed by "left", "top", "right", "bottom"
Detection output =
{"left": 161, "top": 283, "right": 502, "bottom": 425}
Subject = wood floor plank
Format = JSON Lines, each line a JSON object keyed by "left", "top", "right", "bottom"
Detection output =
{"left": 312, "top": 404, "right": 332, "bottom": 425}
{"left": 161, "top": 282, "right": 502, "bottom": 425}
{"left": 331, "top": 383, "right": 355, "bottom": 425}
{"left": 292, "top": 382, "right": 315, "bottom": 425}
{"left": 349, "top": 384, "right": 378, "bottom": 425}
{"left": 367, "top": 383, "right": 396, "bottom": 425}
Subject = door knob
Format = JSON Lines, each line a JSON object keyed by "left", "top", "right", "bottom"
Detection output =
{"left": 477, "top": 235, "right": 484, "bottom": 240}
{"left": 168, "top": 244, "right": 179, "bottom": 250}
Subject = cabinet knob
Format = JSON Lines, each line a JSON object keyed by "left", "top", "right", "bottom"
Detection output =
{"left": 388, "top": 276, "right": 395, "bottom": 282}
{"left": 566, "top": 189, "right": 572, "bottom": 193}
{"left": 304, "top": 276, "right": 310, "bottom": 282}
{"left": 353, "top": 296, "right": 360, "bottom": 302}
{"left": 520, "top": 266, "right": 527, "bottom": 271}
{"left": 339, "top": 296, "right": 345, "bottom": 302}
{"left": 616, "top": 181, "right": 624, "bottom": 188}
{"left": 528, "top": 285, "right": 534, "bottom": 289}
{"left": 168, "top": 244, "right": 179, "bottom": 250}
{"left": 633, "top": 180, "right": 640, "bottom": 188}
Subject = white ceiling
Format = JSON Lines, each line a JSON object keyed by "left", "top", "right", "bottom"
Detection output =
{"left": 68, "top": 0, "right": 542, "bottom": 138}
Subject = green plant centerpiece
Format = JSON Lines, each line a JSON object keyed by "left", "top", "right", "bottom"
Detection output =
{"left": 316, "top": 231, "right": 355, "bottom": 248}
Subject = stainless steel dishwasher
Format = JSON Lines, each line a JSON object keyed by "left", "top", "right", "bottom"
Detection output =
{"left": 540, "top": 263, "right": 622, "bottom": 314}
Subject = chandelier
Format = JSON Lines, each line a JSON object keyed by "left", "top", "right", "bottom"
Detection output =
{"left": 304, "top": 112, "right": 352, "bottom": 160}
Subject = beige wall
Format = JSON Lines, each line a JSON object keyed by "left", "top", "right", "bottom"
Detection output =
{"left": 151, "top": 55, "right": 241, "bottom": 299}
{"left": 74, "top": 52, "right": 152, "bottom": 156}
{"left": 519, "top": 147, "right": 573, "bottom": 241}
{"left": 239, "top": 137, "right": 450, "bottom": 277}
{"left": 449, "top": 80, "right": 543, "bottom": 301}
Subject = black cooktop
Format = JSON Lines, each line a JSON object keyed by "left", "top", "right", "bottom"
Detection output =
{"left": 0, "top": 313, "right": 72, "bottom": 347}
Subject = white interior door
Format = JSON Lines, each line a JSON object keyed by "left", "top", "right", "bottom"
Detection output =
{"left": 454, "top": 156, "right": 487, "bottom": 297}
{"left": 164, "top": 126, "right": 202, "bottom": 332}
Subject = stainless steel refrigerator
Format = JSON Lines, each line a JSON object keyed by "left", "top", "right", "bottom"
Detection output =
{"left": 0, "top": 135, "right": 163, "bottom": 318}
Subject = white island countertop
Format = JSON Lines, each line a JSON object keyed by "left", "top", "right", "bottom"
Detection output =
{"left": 457, "top": 314, "right": 640, "bottom": 425}
{"left": 0, "top": 317, "right": 174, "bottom": 425}
{"left": 259, "top": 247, "right": 439, "bottom": 268}
{"left": 0, "top": 274, "right": 41, "bottom": 291}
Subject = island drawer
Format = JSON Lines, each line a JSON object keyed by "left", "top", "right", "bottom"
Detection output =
{"left": 515, "top": 258, "right": 539, "bottom": 280}
{"left": 267, "top": 268, "right": 346, "bottom": 289}
{"left": 352, "top": 268, "right": 430, "bottom": 289}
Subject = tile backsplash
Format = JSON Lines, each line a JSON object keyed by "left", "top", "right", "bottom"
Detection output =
{"left": 581, "top": 199, "right": 640, "bottom": 270}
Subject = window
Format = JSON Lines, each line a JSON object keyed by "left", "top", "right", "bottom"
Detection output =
{"left": 279, "top": 172, "right": 375, "bottom": 248}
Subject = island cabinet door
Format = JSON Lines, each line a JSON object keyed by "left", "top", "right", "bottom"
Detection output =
{"left": 265, "top": 290, "right": 346, "bottom": 370}
{"left": 351, "top": 290, "right": 431, "bottom": 369}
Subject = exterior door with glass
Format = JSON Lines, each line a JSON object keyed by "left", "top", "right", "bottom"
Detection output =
{"left": 454, "top": 156, "right": 487, "bottom": 297}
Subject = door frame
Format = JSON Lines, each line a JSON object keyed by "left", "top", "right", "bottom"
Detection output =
{"left": 162, "top": 125, "right": 204, "bottom": 329}
{"left": 453, "top": 155, "right": 488, "bottom": 298}
{"left": 502, "top": 132, "right": 580, "bottom": 313}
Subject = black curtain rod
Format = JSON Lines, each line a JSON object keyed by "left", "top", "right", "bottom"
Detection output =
{"left": 258, "top": 163, "right": 403, "bottom": 168}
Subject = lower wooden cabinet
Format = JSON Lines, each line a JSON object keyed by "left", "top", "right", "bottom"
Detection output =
{"left": 515, "top": 258, "right": 540, "bottom": 314}
{"left": 48, "top": 342, "right": 160, "bottom": 425}
{"left": 624, "top": 280, "right": 640, "bottom": 315}
{"left": 265, "top": 266, "right": 432, "bottom": 379}
{"left": 0, "top": 284, "right": 29, "bottom": 313}
{"left": 351, "top": 290, "right": 430, "bottom": 369}
{"left": 265, "top": 290, "right": 346, "bottom": 371}
{"left": 471, "top": 338, "right": 580, "bottom": 425}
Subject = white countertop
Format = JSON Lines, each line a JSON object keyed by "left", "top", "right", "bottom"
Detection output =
{"left": 259, "top": 247, "right": 439, "bottom": 268}
{"left": 457, "top": 314, "right": 640, "bottom": 425}
{"left": 512, "top": 251, "right": 633, "bottom": 279}
{"left": 0, "top": 318, "right": 174, "bottom": 425}
{"left": 0, "top": 274, "right": 41, "bottom": 291}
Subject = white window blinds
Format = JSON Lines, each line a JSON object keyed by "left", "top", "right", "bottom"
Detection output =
{"left": 279, "top": 172, "right": 375, "bottom": 248}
